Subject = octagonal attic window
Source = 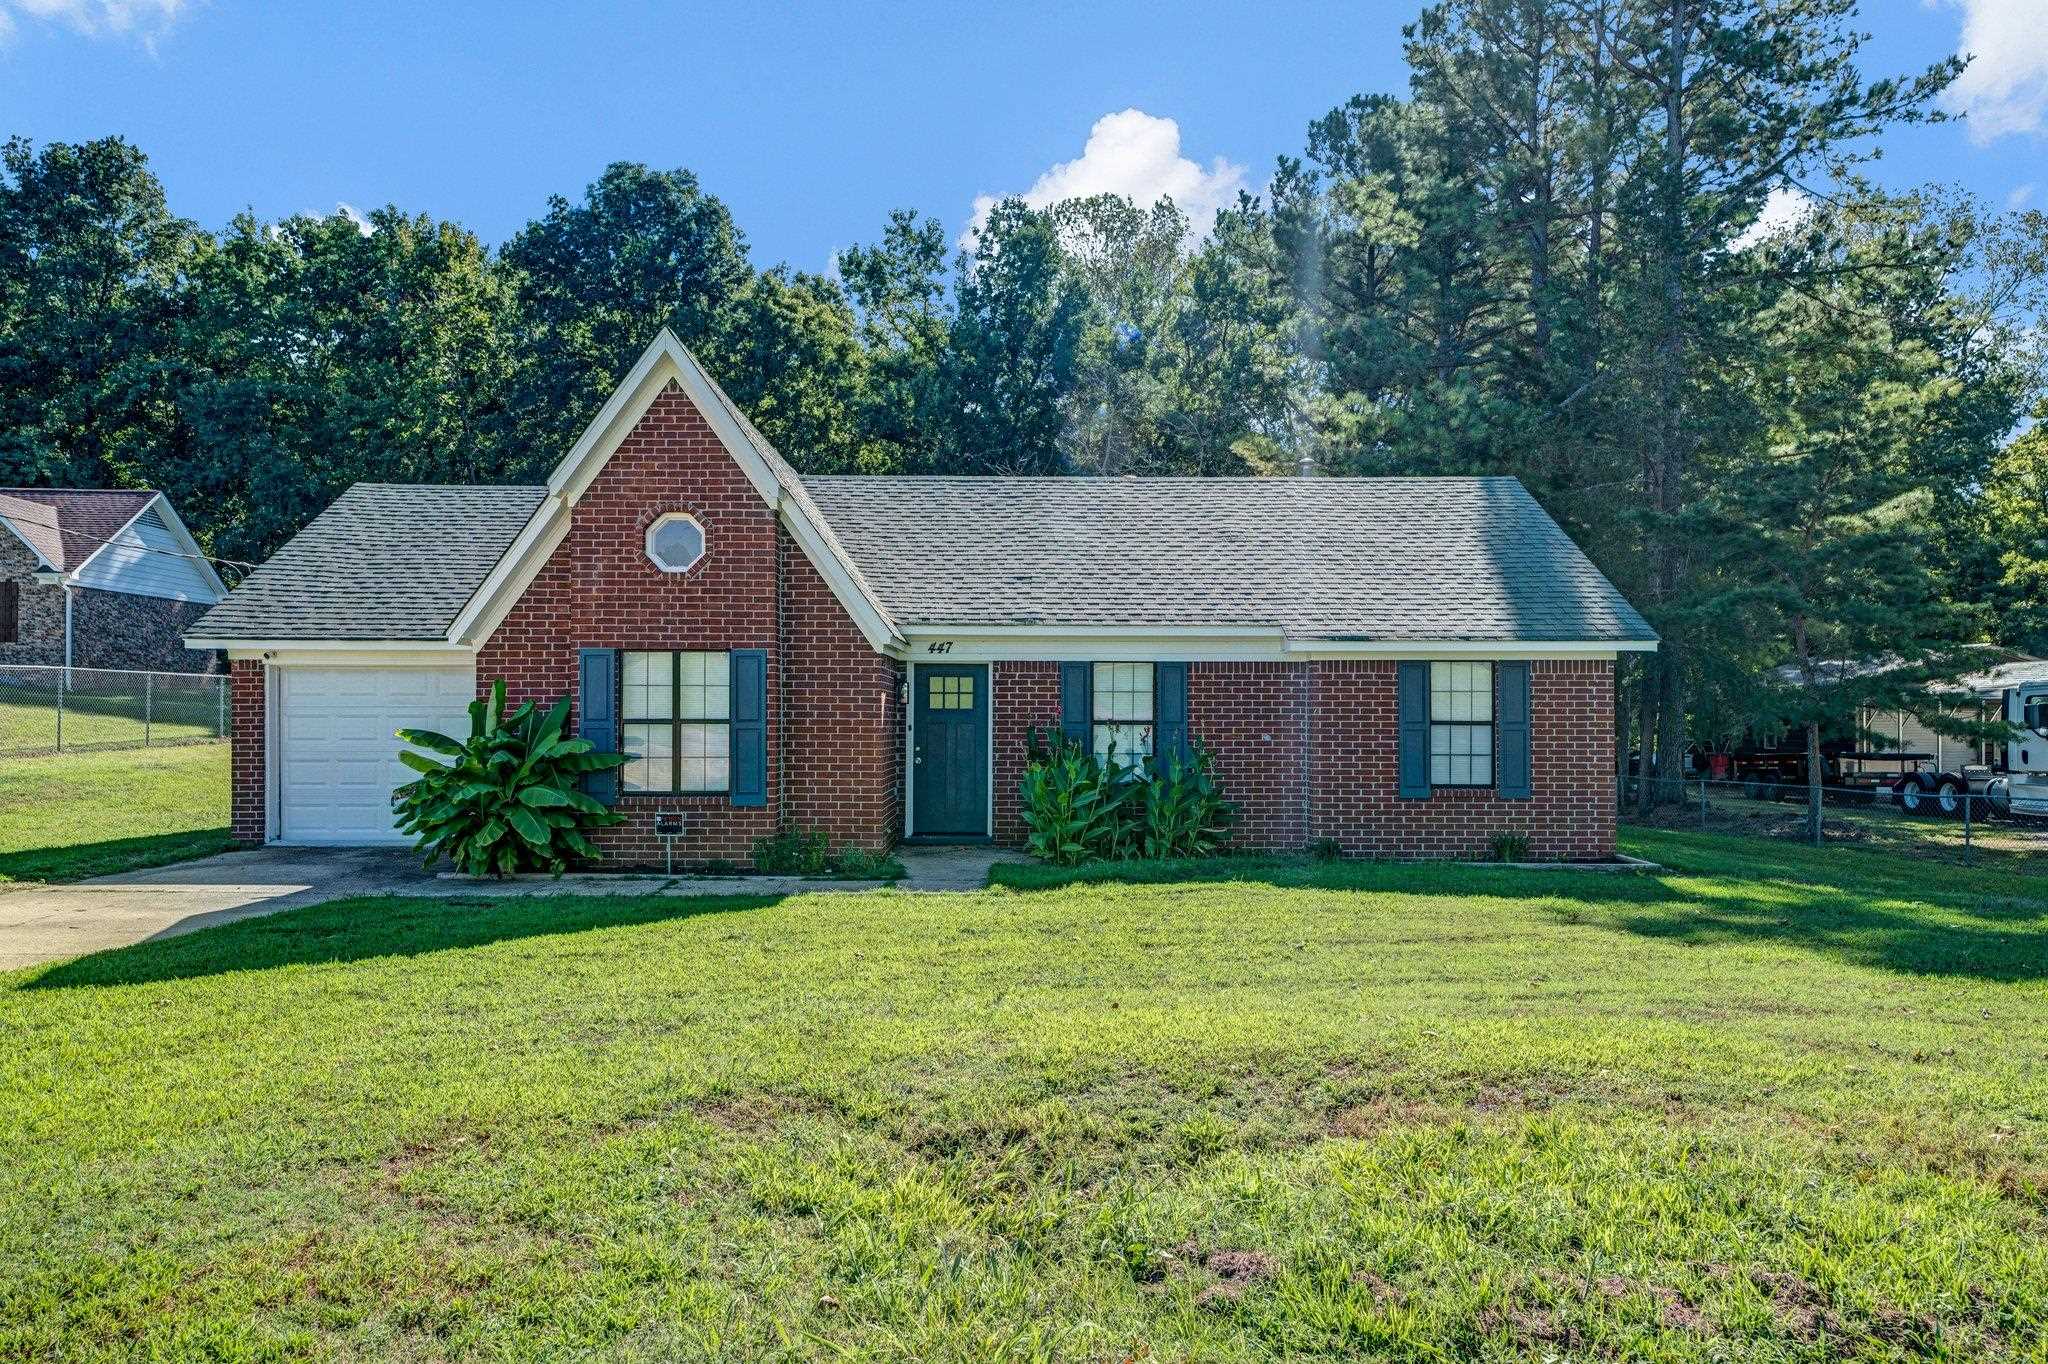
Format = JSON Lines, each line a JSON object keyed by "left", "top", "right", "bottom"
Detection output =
{"left": 646, "top": 514, "right": 706, "bottom": 573}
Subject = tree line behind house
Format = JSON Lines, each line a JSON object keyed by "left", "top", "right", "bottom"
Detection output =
{"left": 4, "top": 0, "right": 2047, "bottom": 797}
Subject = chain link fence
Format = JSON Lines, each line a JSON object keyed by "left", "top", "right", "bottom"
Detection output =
{"left": 1620, "top": 774, "right": 2048, "bottom": 868}
{"left": 0, "top": 665, "right": 228, "bottom": 756}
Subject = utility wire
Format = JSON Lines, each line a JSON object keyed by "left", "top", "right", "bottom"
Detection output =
{"left": 0, "top": 502, "right": 260, "bottom": 579}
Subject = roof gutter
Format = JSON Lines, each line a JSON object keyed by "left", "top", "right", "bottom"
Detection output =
{"left": 1283, "top": 637, "right": 1659, "bottom": 656}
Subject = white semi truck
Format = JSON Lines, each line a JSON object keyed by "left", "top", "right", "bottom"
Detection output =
{"left": 1982, "top": 677, "right": 2048, "bottom": 819}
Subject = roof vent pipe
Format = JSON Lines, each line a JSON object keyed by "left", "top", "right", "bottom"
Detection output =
{"left": 1296, "top": 450, "right": 1319, "bottom": 477}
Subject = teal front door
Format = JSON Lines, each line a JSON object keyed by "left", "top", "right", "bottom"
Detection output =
{"left": 913, "top": 664, "right": 988, "bottom": 837}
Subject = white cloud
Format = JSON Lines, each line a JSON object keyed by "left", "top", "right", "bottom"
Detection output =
{"left": 334, "top": 202, "right": 374, "bottom": 236}
{"left": 2008, "top": 182, "right": 2038, "bottom": 209}
{"left": 965, "top": 108, "right": 1249, "bottom": 250}
{"left": 1935, "top": 0, "right": 2048, "bottom": 141}
{"left": 1730, "top": 185, "right": 1817, "bottom": 251}
{"left": 0, "top": 0, "right": 190, "bottom": 47}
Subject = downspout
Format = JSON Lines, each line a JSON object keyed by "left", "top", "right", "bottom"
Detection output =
{"left": 63, "top": 580, "right": 74, "bottom": 678}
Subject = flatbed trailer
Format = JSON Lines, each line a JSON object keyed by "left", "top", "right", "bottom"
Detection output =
{"left": 1711, "top": 677, "right": 2048, "bottom": 820}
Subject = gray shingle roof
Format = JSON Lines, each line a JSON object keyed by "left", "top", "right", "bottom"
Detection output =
{"left": 192, "top": 471, "right": 1652, "bottom": 647}
{"left": 802, "top": 475, "right": 1655, "bottom": 642}
{"left": 188, "top": 484, "right": 547, "bottom": 641}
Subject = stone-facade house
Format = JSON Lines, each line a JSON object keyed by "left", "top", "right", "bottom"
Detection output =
{"left": 189, "top": 332, "right": 1657, "bottom": 860}
{"left": 0, "top": 489, "right": 226, "bottom": 674}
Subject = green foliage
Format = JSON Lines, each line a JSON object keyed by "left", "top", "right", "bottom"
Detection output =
{"left": 750, "top": 827, "right": 903, "bottom": 879}
{"left": 1018, "top": 731, "right": 1233, "bottom": 866}
{"left": 751, "top": 827, "right": 831, "bottom": 875}
{"left": 1017, "top": 734, "right": 1142, "bottom": 865}
{"left": 1488, "top": 831, "right": 1531, "bottom": 863}
{"left": 1309, "top": 837, "right": 1344, "bottom": 864}
{"left": 1137, "top": 739, "right": 1235, "bottom": 860}
{"left": 828, "top": 845, "right": 906, "bottom": 881}
{"left": 393, "top": 680, "right": 626, "bottom": 877}
{"left": 939, "top": 198, "right": 1089, "bottom": 474}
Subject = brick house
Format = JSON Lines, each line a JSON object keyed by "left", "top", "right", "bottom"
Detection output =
{"left": 188, "top": 332, "right": 1656, "bottom": 861}
{"left": 1, "top": 489, "right": 226, "bottom": 674}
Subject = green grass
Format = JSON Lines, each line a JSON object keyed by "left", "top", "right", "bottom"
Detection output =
{"left": 1626, "top": 787, "right": 2048, "bottom": 872}
{"left": 3, "top": 832, "right": 2046, "bottom": 1360}
{"left": 0, "top": 743, "right": 231, "bottom": 884}
{"left": 0, "top": 690, "right": 222, "bottom": 754}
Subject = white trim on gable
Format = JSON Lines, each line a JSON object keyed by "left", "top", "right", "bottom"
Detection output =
{"left": 448, "top": 497, "right": 572, "bottom": 648}
{"left": 64, "top": 493, "right": 229, "bottom": 604}
{"left": 452, "top": 329, "right": 903, "bottom": 654}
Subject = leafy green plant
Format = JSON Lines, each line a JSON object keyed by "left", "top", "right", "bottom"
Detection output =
{"left": 752, "top": 827, "right": 831, "bottom": 874}
{"left": 393, "top": 680, "right": 626, "bottom": 877}
{"left": 1489, "top": 831, "right": 1532, "bottom": 863}
{"left": 1310, "top": 837, "right": 1345, "bottom": 863}
{"left": 1017, "top": 730, "right": 1142, "bottom": 865}
{"left": 1139, "top": 739, "right": 1235, "bottom": 859}
{"left": 831, "top": 845, "right": 906, "bottom": 880}
{"left": 1018, "top": 729, "right": 1232, "bottom": 866}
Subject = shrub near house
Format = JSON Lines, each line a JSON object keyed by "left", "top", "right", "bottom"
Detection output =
{"left": 186, "top": 331, "right": 1655, "bottom": 865}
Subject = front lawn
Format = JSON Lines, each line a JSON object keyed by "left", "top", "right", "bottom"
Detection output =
{"left": 0, "top": 743, "right": 231, "bottom": 884}
{"left": 3, "top": 832, "right": 2044, "bottom": 1359}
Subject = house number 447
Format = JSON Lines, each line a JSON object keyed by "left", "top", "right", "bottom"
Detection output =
{"left": 925, "top": 641, "right": 953, "bottom": 654}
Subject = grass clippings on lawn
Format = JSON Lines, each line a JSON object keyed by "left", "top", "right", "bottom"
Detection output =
{"left": 2, "top": 828, "right": 2045, "bottom": 1359}
{"left": 0, "top": 743, "right": 230, "bottom": 884}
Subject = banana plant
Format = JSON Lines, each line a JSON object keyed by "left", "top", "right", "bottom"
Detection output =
{"left": 393, "top": 679, "right": 628, "bottom": 877}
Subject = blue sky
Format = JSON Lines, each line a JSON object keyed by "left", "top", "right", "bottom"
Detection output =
{"left": 6, "top": 0, "right": 2045, "bottom": 271}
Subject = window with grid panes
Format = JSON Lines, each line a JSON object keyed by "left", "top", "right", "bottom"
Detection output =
{"left": 1429, "top": 661, "right": 1494, "bottom": 787}
{"left": 621, "top": 651, "right": 730, "bottom": 794}
{"left": 1092, "top": 662, "right": 1153, "bottom": 767}
{"left": 927, "top": 673, "right": 975, "bottom": 710}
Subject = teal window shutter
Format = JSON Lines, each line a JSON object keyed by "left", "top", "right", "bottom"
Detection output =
{"left": 1059, "top": 662, "right": 1091, "bottom": 749}
{"left": 730, "top": 649, "right": 767, "bottom": 807}
{"left": 1397, "top": 661, "right": 1431, "bottom": 799}
{"left": 1497, "top": 662, "right": 1531, "bottom": 799}
{"left": 1153, "top": 662, "right": 1189, "bottom": 773}
{"left": 577, "top": 648, "right": 619, "bottom": 805}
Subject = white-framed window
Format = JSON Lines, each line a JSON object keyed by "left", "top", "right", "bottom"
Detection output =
{"left": 1093, "top": 661, "right": 1154, "bottom": 767}
{"left": 1430, "top": 661, "right": 1494, "bottom": 788}
{"left": 622, "top": 650, "right": 730, "bottom": 793}
{"left": 645, "top": 513, "right": 706, "bottom": 573}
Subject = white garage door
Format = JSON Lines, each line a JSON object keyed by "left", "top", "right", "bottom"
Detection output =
{"left": 276, "top": 665, "right": 476, "bottom": 844}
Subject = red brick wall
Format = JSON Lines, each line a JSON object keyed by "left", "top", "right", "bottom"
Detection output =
{"left": 992, "top": 660, "right": 1062, "bottom": 844}
{"left": 229, "top": 658, "right": 266, "bottom": 845}
{"left": 993, "top": 657, "right": 1615, "bottom": 861}
{"left": 1188, "top": 662, "right": 1312, "bottom": 851}
{"left": 780, "top": 533, "right": 902, "bottom": 851}
{"left": 1296, "top": 659, "right": 1613, "bottom": 861}
{"left": 474, "top": 379, "right": 895, "bottom": 867}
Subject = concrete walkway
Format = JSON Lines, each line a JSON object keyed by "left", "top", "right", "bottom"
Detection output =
{"left": 0, "top": 842, "right": 1024, "bottom": 971}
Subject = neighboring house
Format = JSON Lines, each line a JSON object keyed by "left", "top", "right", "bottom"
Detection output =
{"left": 0, "top": 489, "right": 227, "bottom": 674}
{"left": 188, "top": 331, "right": 1658, "bottom": 860}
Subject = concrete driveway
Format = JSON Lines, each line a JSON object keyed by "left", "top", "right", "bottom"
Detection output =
{"left": 0, "top": 848, "right": 443, "bottom": 971}
{"left": 0, "top": 844, "right": 1020, "bottom": 971}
